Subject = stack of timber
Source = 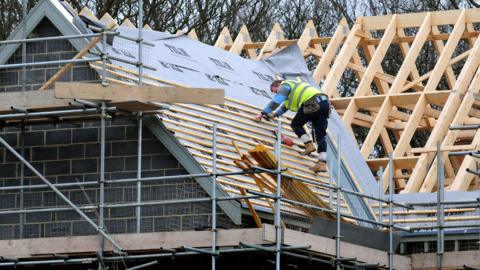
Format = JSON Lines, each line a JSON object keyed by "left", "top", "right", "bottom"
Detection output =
{"left": 248, "top": 144, "right": 336, "bottom": 220}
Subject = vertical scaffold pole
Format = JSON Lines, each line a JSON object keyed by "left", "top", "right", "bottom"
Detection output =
{"left": 136, "top": 0, "right": 144, "bottom": 232}
{"left": 335, "top": 134, "right": 341, "bottom": 270}
{"left": 388, "top": 153, "right": 393, "bottom": 270}
{"left": 137, "top": 0, "right": 144, "bottom": 86}
{"left": 20, "top": 0, "right": 27, "bottom": 235}
{"left": 211, "top": 124, "right": 218, "bottom": 270}
{"left": 21, "top": 0, "right": 27, "bottom": 93}
{"left": 136, "top": 113, "right": 143, "bottom": 233}
{"left": 436, "top": 141, "right": 444, "bottom": 270}
{"left": 329, "top": 157, "right": 333, "bottom": 209}
{"left": 275, "top": 117, "right": 282, "bottom": 270}
{"left": 19, "top": 125, "right": 25, "bottom": 238}
{"left": 98, "top": 28, "right": 108, "bottom": 268}
{"left": 98, "top": 102, "right": 107, "bottom": 269}
{"left": 378, "top": 166, "right": 384, "bottom": 224}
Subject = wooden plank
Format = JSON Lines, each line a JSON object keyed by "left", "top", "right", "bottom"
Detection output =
{"left": 361, "top": 8, "right": 480, "bottom": 30}
{"left": 0, "top": 228, "right": 266, "bottom": 259}
{"left": 240, "top": 188, "right": 263, "bottom": 228}
{"left": 214, "top": 27, "right": 233, "bottom": 49}
{"left": 410, "top": 144, "right": 476, "bottom": 154}
{"left": 257, "top": 23, "right": 284, "bottom": 59}
{"left": 342, "top": 15, "right": 397, "bottom": 126}
{"left": 360, "top": 13, "right": 432, "bottom": 159}
{"left": 0, "top": 90, "right": 73, "bottom": 113}
{"left": 431, "top": 26, "right": 457, "bottom": 89}
{"left": 412, "top": 250, "right": 480, "bottom": 270}
{"left": 54, "top": 82, "right": 225, "bottom": 105}
{"left": 297, "top": 20, "right": 317, "bottom": 52}
{"left": 230, "top": 25, "right": 257, "bottom": 58}
{"left": 313, "top": 18, "right": 351, "bottom": 88}
{"left": 405, "top": 26, "right": 480, "bottom": 193}
{"left": 367, "top": 156, "right": 418, "bottom": 171}
{"left": 321, "top": 23, "right": 363, "bottom": 97}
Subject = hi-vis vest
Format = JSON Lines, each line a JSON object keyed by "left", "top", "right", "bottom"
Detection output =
{"left": 282, "top": 80, "right": 326, "bottom": 112}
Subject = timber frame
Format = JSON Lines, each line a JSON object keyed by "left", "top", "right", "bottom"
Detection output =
{"left": 212, "top": 9, "right": 480, "bottom": 194}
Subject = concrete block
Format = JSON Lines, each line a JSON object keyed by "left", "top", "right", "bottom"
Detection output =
{"left": 125, "top": 156, "right": 151, "bottom": 171}
{"left": 24, "top": 131, "right": 45, "bottom": 146}
{"left": 0, "top": 193, "right": 17, "bottom": 210}
{"left": 0, "top": 71, "right": 18, "bottom": 86}
{"left": 25, "top": 69, "right": 46, "bottom": 85}
{"left": 165, "top": 203, "right": 192, "bottom": 215}
{"left": 109, "top": 207, "right": 135, "bottom": 218}
{"left": 142, "top": 140, "right": 166, "bottom": 154}
{"left": 32, "top": 146, "right": 58, "bottom": 161}
{"left": 104, "top": 219, "right": 127, "bottom": 234}
{"left": 0, "top": 164, "right": 17, "bottom": 178}
{"left": 26, "top": 212, "right": 54, "bottom": 223}
{"left": 105, "top": 157, "right": 125, "bottom": 172}
{"left": 111, "top": 141, "right": 137, "bottom": 156}
{"left": 22, "top": 192, "right": 43, "bottom": 207}
{"left": 154, "top": 216, "right": 181, "bottom": 232}
{"left": 104, "top": 188, "right": 125, "bottom": 203}
{"left": 0, "top": 225, "right": 14, "bottom": 240}
{"left": 152, "top": 154, "right": 179, "bottom": 169}
{"left": 72, "top": 66, "right": 97, "bottom": 81}
{"left": 85, "top": 142, "right": 111, "bottom": 157}
{"left": 14, "top": 223, "right": 40, "bottom": 239}
{"left": 46, "top": 129, "right": 72, "bottom": 145}
{"left": 72, "top": 221, "right": 97, "bottom": 236}
{"left": 106, "top": 126, "right": 125, "bottom": 141}
{"left": 73, "top": 128, "right": 98, "bottom": 143}
{"left": 59, "top": 144, "right": 84, "bottom": 159}
{"left": 45, "top": 222, "right": 72, "bottom": 237}
{"left": 45, "top": 160, "right": 70, "bottom": 175}
{"left": 56, "top": 210, "right": 82, "bottom": 222}
{"left": 72, "top": 158, "right": 97, "bottom": 174}
{"left": 0, "top": 213, "right": 19, "bottom": 224}
{"left": 0, "top": 132, "right": 18, "bottom": 147}
{"left": 23, "top": 161, "right": 44, "bottom": 177}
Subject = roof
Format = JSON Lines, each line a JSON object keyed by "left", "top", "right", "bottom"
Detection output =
{"left": 2, "top": 0, "right": 478, "bottom": 229}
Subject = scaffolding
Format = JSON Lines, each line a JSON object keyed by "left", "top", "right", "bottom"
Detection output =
{"left": 0, "top": 1, "right": 479, "bottom": 270}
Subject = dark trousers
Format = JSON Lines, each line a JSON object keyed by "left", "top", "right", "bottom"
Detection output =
{"left": 290, "top": 100, "right": 329, "bottom": 153}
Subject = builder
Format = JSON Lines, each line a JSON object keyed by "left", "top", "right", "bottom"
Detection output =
{"left": 254, "top": 79, "right": 330, "bottom": 173}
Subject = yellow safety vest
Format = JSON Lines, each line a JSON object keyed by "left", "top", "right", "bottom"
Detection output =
{"left": 282, "top": 80, "right": 325, "bottom": 112}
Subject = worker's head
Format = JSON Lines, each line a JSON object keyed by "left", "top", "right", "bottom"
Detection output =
{"left": 270, "top": 80, "right": 283, "bottom": 93}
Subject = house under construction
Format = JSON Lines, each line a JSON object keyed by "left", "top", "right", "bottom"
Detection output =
{"left": 0, "top": 1, "right": 479, "bottom": 269}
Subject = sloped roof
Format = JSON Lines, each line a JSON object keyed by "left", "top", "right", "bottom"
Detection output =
{"left": 4, "top": 0, "right": 478, "bottom": 228}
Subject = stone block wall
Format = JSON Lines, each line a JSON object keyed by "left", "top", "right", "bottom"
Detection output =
{"left": 0, "top": 17, "right": 236, "bottom": 240}
{"left": 0, "top": 119, "right": 234, "bottom": 239}
{"left": 0, "top": 18, "right": 97, "bottom": 92}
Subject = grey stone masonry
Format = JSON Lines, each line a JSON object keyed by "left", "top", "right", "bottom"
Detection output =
{"left": 0, "top": 118, "right": 236, "bottom": 239}
{"left": 0, "top": 18, "right": 237, "bottom": 240}
{"left": 0, "top": 18, "right": 97, "bottom": 91}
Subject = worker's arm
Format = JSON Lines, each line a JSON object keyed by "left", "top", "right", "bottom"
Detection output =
{"left": 262, "top": 84, "right": 290, "bottom": 114}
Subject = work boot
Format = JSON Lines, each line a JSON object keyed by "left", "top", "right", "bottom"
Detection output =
{"left": 301, "top": 141, "right": 316, "bottom": 156}
{"left": 311, "top": 160, "right": 328, "bottom": 173}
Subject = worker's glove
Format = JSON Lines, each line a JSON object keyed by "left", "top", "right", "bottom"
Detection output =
{"left": 253, "top": 114, "right": 264, "bottom": 122}
{"left": 267, "top": 112, "right": 278, "bottom": 120}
